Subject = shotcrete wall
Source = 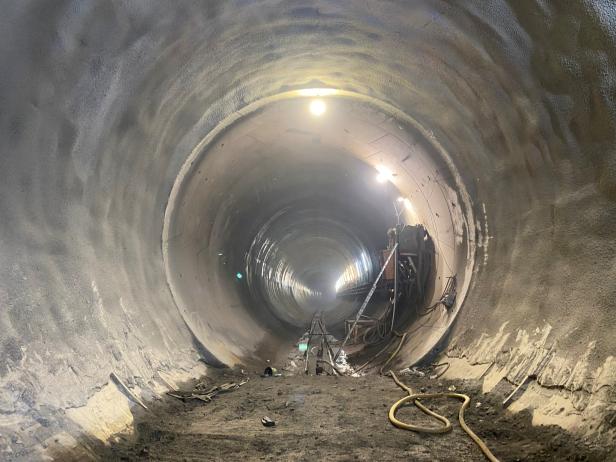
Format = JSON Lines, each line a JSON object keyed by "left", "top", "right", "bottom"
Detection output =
{"left": 1, "top": 0, "right": 615, "bottom": 458}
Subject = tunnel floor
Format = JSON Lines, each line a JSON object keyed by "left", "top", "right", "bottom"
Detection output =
{"left": 80, "top": 366, "right": 610, "bottom": 462}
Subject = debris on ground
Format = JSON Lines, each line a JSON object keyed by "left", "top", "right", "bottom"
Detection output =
{"left": 399, "top": 366, "right": 425, "bottom": 377}
{"left": 261, "top": 416, "right": 276, "bottom": 427}
{"left": 166, "top": 378, "right": 248, "bottom": 403}
{"left": 91, "top": 369, "right": 613, "bottom": 462}
{"left": 334, "top": 349, "right": 356, "bottom": 375}
{"left": 398, "top": 362, "right": 450, "bottom": 380}
{"left": 263, "top": 366, "right": 282, "bottom": 377}
{"left": 110, "top": 372, "right": 149, "bottom": 410}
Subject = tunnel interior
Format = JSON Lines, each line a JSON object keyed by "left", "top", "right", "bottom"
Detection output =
{"left": 1, "top": 1, "right": 616, "bottom": 459}
{"left": 164, "top": 95, "right": 470, "bottom": 366}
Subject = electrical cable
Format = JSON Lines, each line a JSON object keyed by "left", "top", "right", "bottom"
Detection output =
{"left": 362, "top": 306, "right": 391, "bottom": 344}
{"left": 379, "top": 332, "right": 407, "bottom": 375}
{"left": 354, "top": 337, "right": 393, "bottom": 373}
{"left": 430, "top": 362, "right": 450, "bottom": 379}
{"left": 387, "top": 371, "right": 501, "bottom": 462}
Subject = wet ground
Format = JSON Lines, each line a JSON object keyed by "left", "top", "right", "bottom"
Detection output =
{"left": 81, "top": 366, "right": 612, "bottom": 462}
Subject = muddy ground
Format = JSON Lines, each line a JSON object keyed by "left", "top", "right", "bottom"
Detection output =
{"left": 75, "top": 366, "right": 614, "bottom": 462}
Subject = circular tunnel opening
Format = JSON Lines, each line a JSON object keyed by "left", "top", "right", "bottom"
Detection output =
{"left": 163, "top": 93, "right": 475, "bottom": 366}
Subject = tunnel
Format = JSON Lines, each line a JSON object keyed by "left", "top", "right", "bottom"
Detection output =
{"left": 1, "top": 1, "right": 615, "bottom": 460}
{"left": 163, "top": 94, "right": 471, "bottom": 366}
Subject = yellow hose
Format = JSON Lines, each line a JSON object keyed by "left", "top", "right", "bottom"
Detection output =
{"left": 388, "top": 371, "right": 501, "bottom": 462}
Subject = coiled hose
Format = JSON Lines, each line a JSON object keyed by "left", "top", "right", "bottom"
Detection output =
{"left": 388, "top": 371, "right": 501, "bottom": 462}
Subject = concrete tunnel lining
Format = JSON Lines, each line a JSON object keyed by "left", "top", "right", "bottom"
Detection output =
{"left": 1, "top": 0, "right": 616, "bottom": 457}
{"left": 163, "top": 93, "right": 474, "bottom": 366}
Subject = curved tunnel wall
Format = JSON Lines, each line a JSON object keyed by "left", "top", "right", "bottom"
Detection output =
{"left": 1, "top": 0, "right": 616, "bottom": 457}
{"left": 163, "top": 95, "right": 473, "bottom": 366}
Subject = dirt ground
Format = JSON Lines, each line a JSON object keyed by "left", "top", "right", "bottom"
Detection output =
{"left": 83, "top": 366, "right": 612, "bottom": 462}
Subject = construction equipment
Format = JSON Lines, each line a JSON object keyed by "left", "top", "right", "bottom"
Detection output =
{"left": 341, "top": 225, "right": 436, "bottom": 347}
{"left": 302, "top": 312, "right": 340, "bottom": 375}
{"left": 334, "top": 243, "right": 398, "bottom": 360}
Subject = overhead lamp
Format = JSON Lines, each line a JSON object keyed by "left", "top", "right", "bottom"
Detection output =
{"left": 403, "top": 198, "right": 415, "bottom": 213}
{"left": 375, "top": 164, "right": 394, "bottom": 183}
{"left": 309, "top": 99, "right": 326, "bottom": 116}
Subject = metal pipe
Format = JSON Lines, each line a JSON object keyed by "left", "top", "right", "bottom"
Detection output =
{"left": 334, "top": 243, "right": 399, "bottom": 361}
{"left": 391, "top": 228, "right": 399, "bottom": 332}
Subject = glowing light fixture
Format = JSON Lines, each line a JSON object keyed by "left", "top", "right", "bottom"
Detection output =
{"left": 394, "top": 196, "right": 418, "bottom": 223}
{"left": 375, "top": 164, "right": 394, "bottom": 183}
{"left": 236, "top": 272, "right": 243, "bottom": 280}
{"left": 309, "top": 99, "right": 326, "bottom": 116}
{"left": 403, "top": 198, "right": 415, "bottom": 214}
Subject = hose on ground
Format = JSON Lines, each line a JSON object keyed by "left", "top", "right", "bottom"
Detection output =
{"left": 388, "top": 371, "right": 501, "bottom": 462}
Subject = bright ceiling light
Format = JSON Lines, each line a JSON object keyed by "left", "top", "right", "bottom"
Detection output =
{"left": 375, "top": 165, "right": 394, "bottom": 183}
{"left": 309, "top": 99, "right": 326, "bottom": 116}
{"left": 403, "top": 198, "right": 415, "bottom": 212}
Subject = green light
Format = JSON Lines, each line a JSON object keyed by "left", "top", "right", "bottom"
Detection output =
{"left": 298, "top": 342, "right": 308, "bottom": 352}
{"left": 236, "top": 272, "right": 243, "bottom": 279}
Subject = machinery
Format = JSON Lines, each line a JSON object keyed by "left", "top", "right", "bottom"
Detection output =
{"left": 342, "top": 225, "right": 436, "bottom": 346}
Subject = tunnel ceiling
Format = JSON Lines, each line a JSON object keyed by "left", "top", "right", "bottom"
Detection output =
{"left": 1, "top": 0, "right": 616, "bottom": 458}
